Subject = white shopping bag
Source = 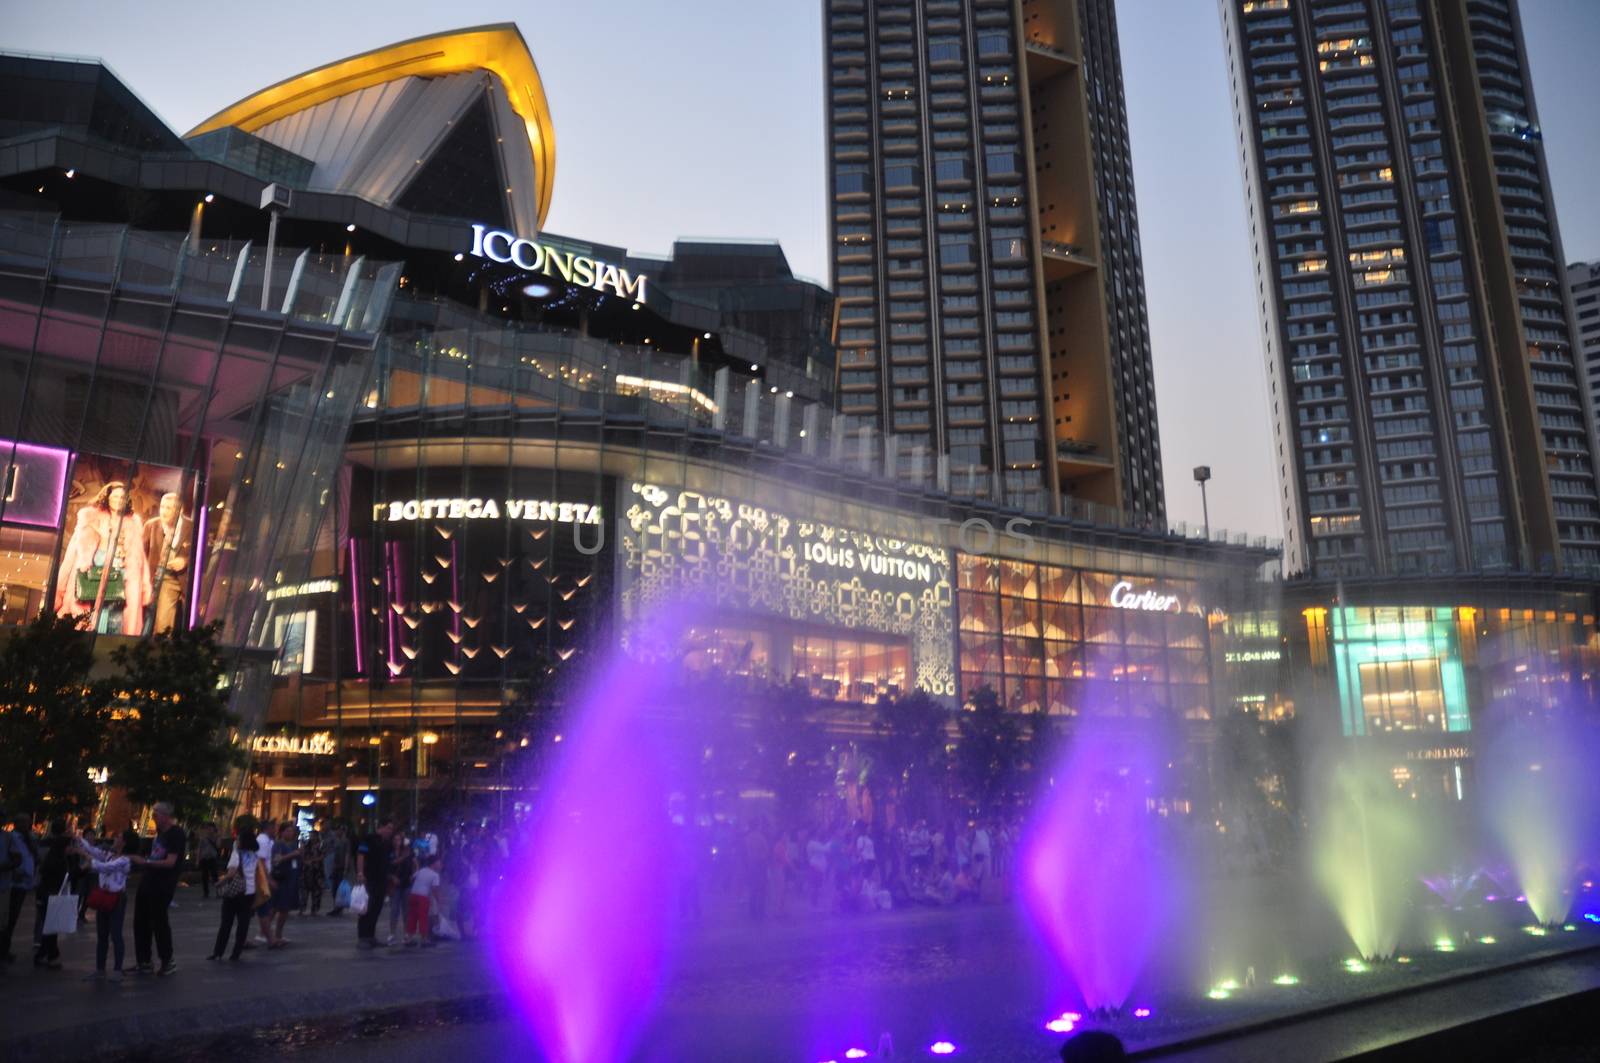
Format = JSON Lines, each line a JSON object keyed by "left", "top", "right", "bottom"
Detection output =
{"left": 433, "top": 914, "right": 460, "bottom": 941}
{"left": 44, "top": 878, "right": 79, "bottom": 936}
{"left": 349, "top": 883, "right": 369, "bottom": 916}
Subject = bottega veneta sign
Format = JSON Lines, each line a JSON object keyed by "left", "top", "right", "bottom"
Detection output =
{"left": 468, "top": 224, "right": 648, "bottom": 303}
{"left": 376, "top": 497, "right": 603, "bottom": 525}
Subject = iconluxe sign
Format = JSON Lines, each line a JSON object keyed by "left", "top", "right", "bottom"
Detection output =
{"left": 251, "top": 732, "right": 336, "bottom": 757}
{"left": 375, "top": 497, "right": 602, "bottom": 525}
{"left": 467, "top": 224, "right": 648, "bottom": 303}
{"left": 1108, "top": 580, "right": 1181, "bottom": 613}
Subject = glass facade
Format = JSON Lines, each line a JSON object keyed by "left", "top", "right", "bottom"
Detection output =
{"left": 956, "top": 555, "right": 1211, "bottom": 718}
{"left": 826, "top": 0, "right": 1166, "bottom": 523}
{"left": 0, "top": 210, "right": 395, "bottom": 736}
{"left": 1221, "top": 0, "right": 1600, "bottom": 577}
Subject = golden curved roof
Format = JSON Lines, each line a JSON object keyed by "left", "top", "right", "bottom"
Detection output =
{"left": 186, "top": 24, "right": 555, "bottom": 228}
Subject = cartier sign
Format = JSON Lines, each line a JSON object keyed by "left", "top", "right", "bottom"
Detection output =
{"left": 1108, "top": 580, "right": 1181, "bottom": 613}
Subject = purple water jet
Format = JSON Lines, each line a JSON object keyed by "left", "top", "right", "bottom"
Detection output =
{"left": 490, "top": 603, "right": 693, "bottom": 1062}
{"left": 1020, "top": 716, "right": 1177, "bottom": 1012}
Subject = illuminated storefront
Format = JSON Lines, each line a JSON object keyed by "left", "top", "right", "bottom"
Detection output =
{"left": 955, "top": 557, "right": 1212, "bottom": 718}
{"left": 619, "top": 481, "right": 955, "bottom": 700}
{"left": 3, "top": 38, "right": 1282, "bottom": 827}
{"left": 1290, "top": 578, "right": 1600, "bottom": 799}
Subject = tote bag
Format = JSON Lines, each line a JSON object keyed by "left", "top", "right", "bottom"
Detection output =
{"left": 44, "top": 877, "right": 79, "bottom": 936}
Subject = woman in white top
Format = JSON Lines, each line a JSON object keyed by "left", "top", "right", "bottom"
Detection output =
{"left": 209, "top": 815, "right": 261, "bottom": 961}
{"left": 74, "top": 828, "right": 135, "bottom": 977}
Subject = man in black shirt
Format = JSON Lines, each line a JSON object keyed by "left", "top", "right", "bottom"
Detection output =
{"left": 354, "top": 817, "right": 395, "bottom": 947}
{"left": 130, "top": 802, "right": 185, "bottom": 975}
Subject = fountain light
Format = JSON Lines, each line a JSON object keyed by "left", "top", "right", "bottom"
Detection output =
{"left": 1434, "top": 937, "right": 1456, "bottom": 953}
{"left": 1524, "top": 925, "right": 1547, "bottom": 937}
{"left": 1584, "top": 881, "right": 1594, "bottom": 890}
{"left": 1206, "top": 988, "right": 1231, "bottom": 1000}
{"left": 1216, "top": 979, "right": 1240, "bottom": 992}
{"left": 1478, "top": 935, "right": 1496, "bottom": 944}
{"left": 1563, "top": 924, "right": 1577, "bottom": 932}
{"left": 1343, "top": 959, "right": 1369, "bottom": 974}
{"left": 929, "top": 1042, "right": 958, "bottom": 1055}
{"left": 1516, "top": 894, "right": 1526, "bottom": 903}
{"left": 1485, "top": 894, "right": 1498, "bottom": 902}
{"left": 845, "top": 1050, "right": 869, "bottom": 1060}
{"left": 1272, "top": 974, "right": 1299, "bottom": 986}
{"left": 1133, "top": 1008, "right": 1152, "bottom": 1018}
{"left": 1045, "top": 1017, "right": 1077, "bottom": 1034}
{"left": 1396, "top": 956, "right": 1412, "bottom": 964}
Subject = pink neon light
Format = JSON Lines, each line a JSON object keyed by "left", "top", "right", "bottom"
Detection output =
{"left": 348, "top": 536, "right": 364, "bottom": 674}
{"left": 0, "top": 438, "right": 71, "bottom": 528}
{"left": 189, "top": 500, "right": 208, "bottom": 628}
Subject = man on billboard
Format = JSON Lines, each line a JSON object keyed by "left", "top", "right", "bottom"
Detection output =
{"left": 142, "top": 491, "right": 189, "bottom": 635}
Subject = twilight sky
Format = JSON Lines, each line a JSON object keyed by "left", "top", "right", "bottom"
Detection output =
{"left": 5, "top": 0, "right": 1597, "bottom": 537}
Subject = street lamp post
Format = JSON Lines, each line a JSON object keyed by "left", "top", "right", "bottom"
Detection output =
{"left": 1194, "top": 466, "right": 1212, "bottom": 539}
{"left": 259, "top": 183, "right": 292, "bottom": 310}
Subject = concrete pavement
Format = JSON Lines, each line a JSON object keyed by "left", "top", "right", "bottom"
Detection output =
{"left": 0, "top": 883, "right": 495, "bottom": 1063}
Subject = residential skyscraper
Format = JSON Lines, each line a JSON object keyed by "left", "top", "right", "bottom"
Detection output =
{"left": 1221, "top": 0, "right": 1600, "bottom": 578}
{"left": 824, "top": 0, "right": 1165, "bottom": 523}
{"left": 1565, "top": 259, "right": 1600, "bottom": 453}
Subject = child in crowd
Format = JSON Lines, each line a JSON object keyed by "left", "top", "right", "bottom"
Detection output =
{"left": 405, "top": 853, "right": 442, "bottom": 947}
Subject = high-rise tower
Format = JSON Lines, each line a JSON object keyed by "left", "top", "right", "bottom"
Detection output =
{"left": 1221, "top": 0, "right": 1600, "bottom": 577}
{"left": 824, "top": 0, "right": 1165, "bottom": 523}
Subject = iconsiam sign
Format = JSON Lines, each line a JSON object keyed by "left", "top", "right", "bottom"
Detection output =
{"left": 468, "top": 223, "right": 649, "bottom": 303}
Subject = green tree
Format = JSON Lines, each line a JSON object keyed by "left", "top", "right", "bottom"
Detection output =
{"left": 0, "top": 612, "right": 111, "bottom": 816}
{"left": 750, "top": 680, "right": 829, "bottom": 829}
{"left": 107, "top": 623, "right": 245, "bottom": 822}
{"left": 874, "top": 688, "right": 952, "bottom": 822}
{"left": 955, "top": 683, "right": 1025, "bottom": 819}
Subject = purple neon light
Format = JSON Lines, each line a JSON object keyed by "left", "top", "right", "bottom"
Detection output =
{"left": 189, "top": 500, "right": 208, "bottom": 628}
{"left": 385, "top": 541, "right": 402, "bottom": 676}
{"left": 347, "top": 537, "right": 364, "bottom": 675}
{"left": 0, "top": 439, "right": 71, "bottom": 528}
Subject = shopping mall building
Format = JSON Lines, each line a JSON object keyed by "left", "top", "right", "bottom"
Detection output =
{"left": 0, "top": 28, "right": 1592, "bottom": 824}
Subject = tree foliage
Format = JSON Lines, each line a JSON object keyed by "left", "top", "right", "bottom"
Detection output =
{"left": 955, "top": 683, "right": 1026, "bottom": 819}
{"left": 749, "top": 680, "right": 830, "bottom": 829}
{"left": 874, "top": 688, "right": 952, "bottom": 821}
{"left": 107, "top": 622, "right": 244, "bottom": 822}
{"left": 0, "top": 612, "right": 112, "bottom": 816}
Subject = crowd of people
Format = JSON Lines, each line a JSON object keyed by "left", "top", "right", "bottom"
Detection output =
{"left": 1, "top": 797, "right": 1025, "bottom": 982}
{"left": 685, "top": 813, "right": 1022, "bottom": 923}
{"left": 0, "top": 805, "right": 510, "bottom": 978}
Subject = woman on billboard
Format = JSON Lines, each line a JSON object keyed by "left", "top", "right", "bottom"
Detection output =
{"left": 55, "top": 480, "right": 152, "bottom": 635}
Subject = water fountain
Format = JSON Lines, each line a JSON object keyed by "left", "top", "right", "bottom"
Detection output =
{"left": 1019, "top": 715, "right": 1179, "bottom": 1014}
{"left": 489, "top": 603, "right": 691, "bottom": 1063}
{"left": 1479, "top": 703, "right": 1598, "bottom": 927}
{"left": 1310, "top": 754, "right": 1423, "bottom": 961}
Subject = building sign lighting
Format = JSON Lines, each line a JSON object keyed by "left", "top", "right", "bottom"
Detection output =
{"left": 1406, "top": 746, "right": 1472, "bottom": 761}
{"left": 1108, "top": 580, "right": 1181, "bottom": 613}
{"left": 468, "top": 223, "right": 647, "bottom": 303}
{"left": 375, "top": 497, "right": 602, "bottom": 524}
{"left": 619, "top": 482, "right": 955, "bottom": 697}
{"left": 1225, "top": 650, "right": 1282, "bottom": 663}
{"left": 265, "top": 578, "right": 340, "bottom": 601}
{"left": 251, "top": 732, "right": 337, "bottom": 757}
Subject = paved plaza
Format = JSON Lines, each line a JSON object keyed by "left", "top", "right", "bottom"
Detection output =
{"left": 5, "top": 879, "right": 1600, "bottom": 1062}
